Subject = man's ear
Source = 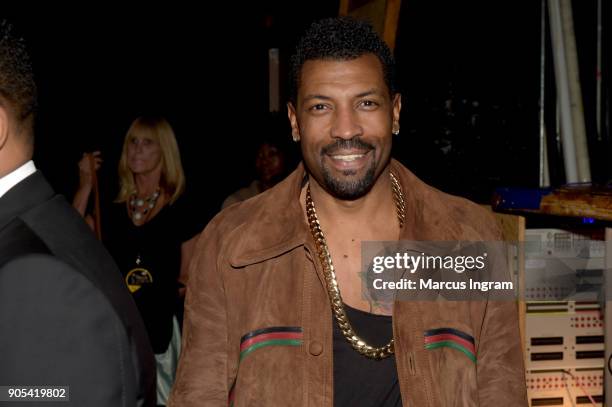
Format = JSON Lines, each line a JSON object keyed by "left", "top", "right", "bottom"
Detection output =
{"left": 0, "top": 105, "right": 9, "bottom": 151}
{"left": 392, "top": 93, "right": 402, "bottom": 124}
{"left": 287, "top": 102, "right": 301, "bottom": 142}
{"left": 391, "top": 93, "right": 402, "bottom": 135}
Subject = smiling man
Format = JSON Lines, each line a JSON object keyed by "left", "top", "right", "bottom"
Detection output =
{"left": 170, "top": 17, "right": 526, "bottom": 406}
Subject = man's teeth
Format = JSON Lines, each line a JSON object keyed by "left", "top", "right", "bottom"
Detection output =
{"left": 331, "top": 154, "right": 365, "bottom": 162}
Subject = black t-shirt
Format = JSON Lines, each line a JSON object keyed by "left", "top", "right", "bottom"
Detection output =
{"left": 102, "top": 197, "right": 202, "bottom": 354}
{"left": 333, "top": 304, "right": 403, "bottom": 407}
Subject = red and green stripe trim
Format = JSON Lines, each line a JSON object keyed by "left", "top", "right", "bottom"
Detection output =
{"left": 424, "top": 327, "right": 476, "bottom": 363}
{"left": 239, "top": 326, "right": 303, "bottom": 360}
{"left": 229, "top": 326, "right": 303, "bottom": 406}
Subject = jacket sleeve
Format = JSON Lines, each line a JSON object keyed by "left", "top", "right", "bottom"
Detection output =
{"left": 169, "top": 220, "right": 231, "bottom": 406}
{"left": 476, "top": 299, "right": 528, "bottom": 405}
{"left": 472, "top": 211, "right": 528, "bottom": 405}
{"left": 0, "top": 255, "right": 139, "bottom": 407}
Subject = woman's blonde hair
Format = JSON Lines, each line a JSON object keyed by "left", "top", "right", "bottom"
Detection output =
{"left": 115, "top": 116, "right": 185, "bottom": 204}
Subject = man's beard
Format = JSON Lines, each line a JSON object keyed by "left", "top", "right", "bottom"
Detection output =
{"left": 319, "top": 138, "right": 377, "bottom": 200}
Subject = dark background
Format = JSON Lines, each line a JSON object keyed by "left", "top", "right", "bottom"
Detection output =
{"left": 4, "top": 1, "right": 609, "bottom": 226}
{"left": 395, "top": 0, "right": 610, "bottom": 200}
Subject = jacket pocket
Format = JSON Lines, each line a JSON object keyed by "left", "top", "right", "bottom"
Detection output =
{"left": 229, "top": 326, "right": 304, "bottom": 406}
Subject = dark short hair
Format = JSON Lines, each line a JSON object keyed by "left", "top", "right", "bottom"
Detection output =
{"left": 0, "top": 20, "right": 37, "bottom": 138}
{"left": 289, "top": 17, "right": 396, "bottom": 104}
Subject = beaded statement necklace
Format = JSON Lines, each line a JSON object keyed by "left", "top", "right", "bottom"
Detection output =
{"left": 128, "top": 188, "right": 161, "bottom": 223}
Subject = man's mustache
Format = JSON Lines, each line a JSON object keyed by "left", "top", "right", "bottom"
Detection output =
{"left": 321, "top": 138, "right": 375, "bottom": 156}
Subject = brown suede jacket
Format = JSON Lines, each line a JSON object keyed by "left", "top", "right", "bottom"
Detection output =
{"left": 169, "top": 160, "right": 528, "bottom": 406}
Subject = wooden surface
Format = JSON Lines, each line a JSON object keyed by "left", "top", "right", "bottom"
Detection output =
{"left": 537, "top": 186, "right": 612, "bottom": 220}
{"left": 494, "top": 185, "right": 612, "bottom": 221}
{"left": 339, "top": 0, "right": 402, "bottom": 52}
{"left": 382, "top": 0, "right": 401, "bottom": 50}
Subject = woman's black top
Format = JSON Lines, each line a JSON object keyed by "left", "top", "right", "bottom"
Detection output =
{"left": 103, "top": 198, "right": 201, "bottom": 354}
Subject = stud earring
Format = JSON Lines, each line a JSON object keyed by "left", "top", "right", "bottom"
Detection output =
{"left": 392, "top": 122, "right": 400, "bottom": 135}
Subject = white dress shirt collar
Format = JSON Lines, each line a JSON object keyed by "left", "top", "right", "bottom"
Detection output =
{"left": 0, "top": 160, "right": 37, "bottom": 199}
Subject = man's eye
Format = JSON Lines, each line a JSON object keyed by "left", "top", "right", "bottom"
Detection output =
{"left": 311, "top": 104, "right": 328, "bottom": 111}
{"left": 360, "top": 100, "right": 378, "bottom": 108}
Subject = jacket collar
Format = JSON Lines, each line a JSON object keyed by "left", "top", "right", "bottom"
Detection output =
{"left": 228, "top": 159, "right": 463, "bottom": 267}
{"left": 391, "top": 160, "right": 464, "bottom": 241}
{"left": 228, "top": 162, "right": 309, "bottom": 267}
{"left": 0, "top": 171, "right": 54, "bottom": 230}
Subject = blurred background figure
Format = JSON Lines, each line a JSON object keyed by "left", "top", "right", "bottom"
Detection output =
{"left": 222, "top": 114, "right": 294, "bottom": 209}
{"left": 73, "top": 116, "right": 201, "bottom": 407}
{"left": 222, "top": 138, "right": 287, "bottom": 208}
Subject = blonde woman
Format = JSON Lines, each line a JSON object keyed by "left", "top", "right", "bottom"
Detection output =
{"left": 73, "top": 116, "right": 200, "bottom": 406}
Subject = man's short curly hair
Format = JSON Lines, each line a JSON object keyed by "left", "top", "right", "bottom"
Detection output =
{"left": 289, "top": 17, "right": 396, "bottom": 105}
{"left": 0, "top": 20, "right": 37, "bottom": 138}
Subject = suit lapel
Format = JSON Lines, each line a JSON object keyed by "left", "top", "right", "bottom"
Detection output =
{"left": 0, "top": 171, "right": 54, "bottom": 230}
{"left": 0, "top": 218, "right": 50, "bottom": 268}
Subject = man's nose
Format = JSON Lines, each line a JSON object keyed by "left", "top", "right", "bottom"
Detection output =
{"left": 331, "top": 106, "right": 362, "bottom": 140}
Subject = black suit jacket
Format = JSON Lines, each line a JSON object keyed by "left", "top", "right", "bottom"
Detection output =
{"left": 0, "top": 171, "right": 156, "bottom": 407}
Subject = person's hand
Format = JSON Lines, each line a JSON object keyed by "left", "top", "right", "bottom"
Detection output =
{"left": 77, "top": 151, "right": 103, "bottom": 189}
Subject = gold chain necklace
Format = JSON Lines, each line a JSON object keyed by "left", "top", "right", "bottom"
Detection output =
{"left": 305, "top": 171, "right": 405, "bottom": 359}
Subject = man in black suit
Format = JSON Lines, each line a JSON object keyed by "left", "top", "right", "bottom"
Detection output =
{"left": 0, "top": 21, "right": 156, "bottom": 406}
